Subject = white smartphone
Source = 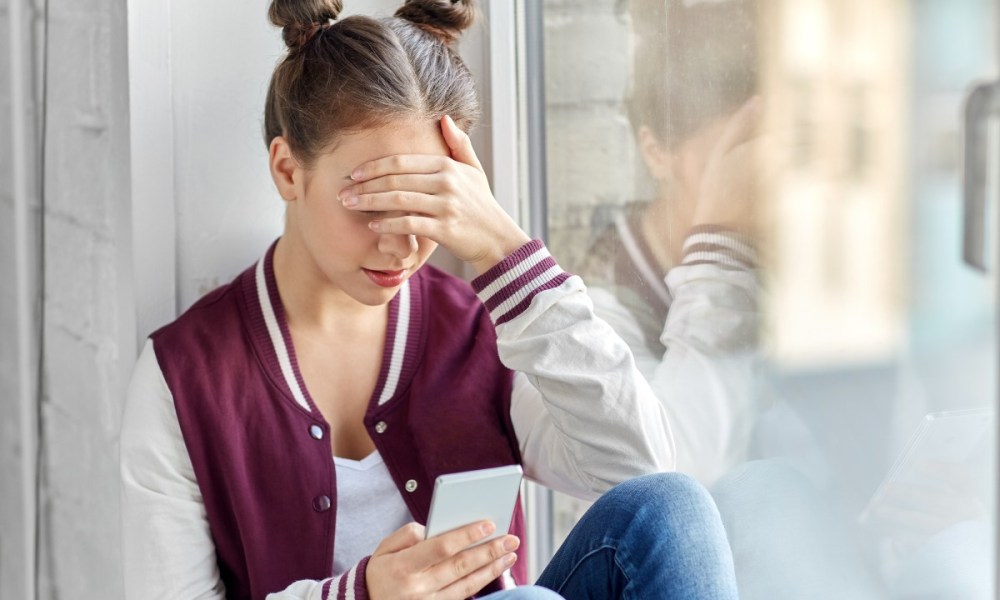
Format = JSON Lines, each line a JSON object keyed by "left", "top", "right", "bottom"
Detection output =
{"left": 424, "top": 464, "right": 524, "bottom": 545}
{"left": 858, "top": 407, "right": 994, "bottom": 524}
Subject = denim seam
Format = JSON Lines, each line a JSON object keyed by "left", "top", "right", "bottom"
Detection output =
{"left": 550, "top": 544, "right": 634, "bottom": 597}
{"left": 554, "top": 544, "right": 621, "bottom": 594}
{"left": 612, "top": 547, "right": 637, "bottom": 600}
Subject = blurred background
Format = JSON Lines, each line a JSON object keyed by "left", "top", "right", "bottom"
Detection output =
{"left": 543, "top": 0, "right": 997, "bottom": 597}
{"left": 1, "top": 0, "right": 997, "bottom": 598}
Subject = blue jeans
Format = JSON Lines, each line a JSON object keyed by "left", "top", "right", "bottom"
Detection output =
{"left": 488, "top": 473, "right": 738, "bottom": 599}
{"left": 481, "top": 587, "right": 562, "bottom": 599}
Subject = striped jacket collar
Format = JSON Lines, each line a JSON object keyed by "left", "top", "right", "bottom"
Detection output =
{"left": 240, "top": 240, "right": 422, "bottom": 419}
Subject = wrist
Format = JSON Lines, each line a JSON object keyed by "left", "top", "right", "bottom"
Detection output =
{"left": 469, "top": 231, "right": 532, "bottom": 276}
{"left": 339, "top": 555, "right": 370, "bottom": 600}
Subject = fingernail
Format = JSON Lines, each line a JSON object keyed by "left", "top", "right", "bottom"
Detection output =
{"left": 503, "top": 553, "right": 517, "bottom": 566}
{"left": 480, "top": 521, "right": 495, "bottom": 537}
{"left": 503, "top": 537, "right": 519, "bottom": 552}
{"left": 368, "top": 220, "right": 381, "bottom": 232}
{"left": 351, "top": 169, "right": 362, "bottom": 181}
{"left": 341, "top": 194, "right": 358, "bottom": 208}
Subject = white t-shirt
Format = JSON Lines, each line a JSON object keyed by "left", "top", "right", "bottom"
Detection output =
{"left": 331, "top": 452, "right": 411, "bottom": 576}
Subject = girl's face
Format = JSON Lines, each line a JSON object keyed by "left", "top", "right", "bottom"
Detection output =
{"left": 281, "top": 119, "right": 448, "bottom": 307}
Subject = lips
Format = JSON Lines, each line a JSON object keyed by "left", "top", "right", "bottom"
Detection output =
{"left": 363, "top": 268, "right": 408, "bottom": 288}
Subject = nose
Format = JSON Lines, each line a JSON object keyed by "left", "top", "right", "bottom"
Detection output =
{"left": 377, "top": 232, "right": 417, "bottom": 260}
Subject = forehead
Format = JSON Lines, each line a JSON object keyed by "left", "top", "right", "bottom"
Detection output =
{"left": 320, "top": 119, "right": 450, "bottom": 168}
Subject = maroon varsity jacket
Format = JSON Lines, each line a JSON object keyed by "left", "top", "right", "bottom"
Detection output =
{"left": 151, "top": 242, "right": 529, "bottom": 599}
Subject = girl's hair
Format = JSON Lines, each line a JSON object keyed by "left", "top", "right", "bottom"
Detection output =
{"left": 623, "top": 0, "right": 758, "bottom": 148}
{"left": 264, "top": 0, "right": 480, "bottom": 167}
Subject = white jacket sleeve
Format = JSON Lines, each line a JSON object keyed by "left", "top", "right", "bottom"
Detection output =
{"left": 120, "top": 340, "right": 368, "bottom": 600}
{"left": 120, "top": 340, "right": 226, "bottom": 600}
{"left": 590, "top": 228, "right": 761, "bottom": 486}
{"left": 472, "top": 241, "right": 676, "bottom": 500}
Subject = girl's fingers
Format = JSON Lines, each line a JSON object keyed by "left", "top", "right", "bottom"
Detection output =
{"left": 406, "top": 521, "right": 497, "bottom": 571}
{"left": 417, "top": 533, "right": 518, "bottom": 595}
{"left": 436, "top": 550, "right": 518, "bottom": 600}
{"left": 344, "top": 190, "right": 442, "bottom": 214}
{"left": 425, "top": 534, "right": 518, "bottom": 583}
{"left": 873, "top": 505, "right": 951, "bottom": 536}
{"left": 342, "top": 172, "right": 444, "bottom": 200}
{"left": 351, "top": 154, "right": 445, "bottom": 183}
{"left": 441, "top": 115, "right": 483, "bottom": 170}
{"left": 373, "top": 522, "right": 427, "bottom": 556}
{"left": 369, "top": 214, "right": 442, "bottom": 238}
{"left": 712, "top": 95, "right": 763, "bottom": 157}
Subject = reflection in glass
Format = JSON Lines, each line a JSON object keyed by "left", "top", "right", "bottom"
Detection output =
{"left": 542, "top": 0, "right": 996, "bottom": 598}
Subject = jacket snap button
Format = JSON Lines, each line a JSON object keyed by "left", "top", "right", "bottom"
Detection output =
{"left": 375, "top": 421, "right": 387, "bottom": 434}
{"left": 404, "top": 479, "right": 418, "bottom": 493}
{"left": 309, "top": 424, "right": 324, "bottom": 440}
{"left": 313, "top": 495, "right": 332, "bottom": 512}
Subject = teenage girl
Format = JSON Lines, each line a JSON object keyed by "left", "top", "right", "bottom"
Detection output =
{"left": 120, "top": 1, "right": 739, "bottom": 599}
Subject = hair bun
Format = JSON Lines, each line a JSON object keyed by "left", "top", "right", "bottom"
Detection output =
{"left": 269, "top": 0, "right": 344, "bottom": 50}
{"left": 395, "top": 0, "right": 476, "bottom": 45}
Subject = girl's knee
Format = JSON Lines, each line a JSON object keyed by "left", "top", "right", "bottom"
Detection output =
{"left": 606, "top": 472, "right": 712, "bottom": 511}
{"left": 595, "top": 473, "right": 724, "bottom": 541}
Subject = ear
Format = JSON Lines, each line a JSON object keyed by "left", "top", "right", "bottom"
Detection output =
{"left": 637, "top": 126, "right": 673, "bottom": 181}
{"left": 269, "top": 136, "right": 302, "bottom": 202}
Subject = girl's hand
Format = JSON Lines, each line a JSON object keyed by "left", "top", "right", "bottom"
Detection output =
{"left": 366, "top": 520, "right": 519, "bottom": 600}
{"left": 867, "top": 460, "right": 988, "bottom": 554}
{"left": 693, "top": 96, "right": 767, "bottom": 235}
{"left": 340, "top": 115, "right": 531, "bottom": 275}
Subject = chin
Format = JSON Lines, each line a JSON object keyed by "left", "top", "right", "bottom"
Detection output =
{"left": 351, "top": 286, "right": 401, "bottom": 307}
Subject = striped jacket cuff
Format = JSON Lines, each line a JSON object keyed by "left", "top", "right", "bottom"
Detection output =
{"left": 472, "top": 240, "right": 571, "bottom": 325}
{"left": 325, "top": 556, "right": 371, "bottom": 600}
{"left": 681, "top": 225, "right": 757, "bottom": 270}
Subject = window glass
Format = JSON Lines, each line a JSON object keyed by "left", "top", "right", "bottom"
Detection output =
{"left": 540, "top": 0, "right": 997, "bottom": 596}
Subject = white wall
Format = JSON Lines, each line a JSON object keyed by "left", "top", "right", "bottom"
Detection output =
{"left": 167, "top": 0, "right": 295, "bottom": 311}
